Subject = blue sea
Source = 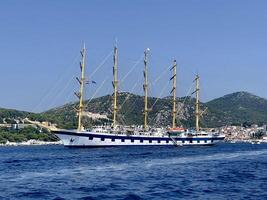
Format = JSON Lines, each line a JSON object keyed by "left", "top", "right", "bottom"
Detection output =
{"left": 0, "top": 143, "right": 267, "bottom": 200}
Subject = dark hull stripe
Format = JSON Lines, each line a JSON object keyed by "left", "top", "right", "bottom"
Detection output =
{"left": 53, "top": 130, "right": 225, "bottom": 142}
{"left": 65, "top": 145, "right": 173, "bottom": 148}
{"left": 65, "top": 144, "right": 215, "bottom": 148}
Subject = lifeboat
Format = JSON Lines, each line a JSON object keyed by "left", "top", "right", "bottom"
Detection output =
{"left": 167, "top": 127, "right": 185, "bottom": 134}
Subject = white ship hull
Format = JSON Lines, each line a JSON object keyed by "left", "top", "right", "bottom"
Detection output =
{"left": 52, "top": 130, "right": 225, "bottom": 147}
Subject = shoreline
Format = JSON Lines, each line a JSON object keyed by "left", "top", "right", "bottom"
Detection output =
{"left": 225, "top": 139, "right": 267, "bottom": 144}
{"left": 0, "top": 139, "right": 62, "bottom": 146}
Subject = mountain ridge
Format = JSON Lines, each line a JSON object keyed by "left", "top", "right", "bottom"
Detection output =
{"left": 1, "top": 91, "right": 267, "bottom": 128}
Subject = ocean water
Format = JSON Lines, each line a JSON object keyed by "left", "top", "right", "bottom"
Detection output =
{"left": 0, "top": 143, "right": 267, "bottom": 200}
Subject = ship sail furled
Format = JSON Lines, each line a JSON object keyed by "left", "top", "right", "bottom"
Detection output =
{"left": 170, "top": 60, "right": 177, "bottom": 128}
{"left": 192, "top": 74, "right": 200, "bottom": 132}
{"left": 76, "top": 44, "right": 86, "bottom": 131}
{"left": 143, "top": 48, "right": 150, "bottom": 130}
{"left": 112, "top": 45, "right": 118, "bottom": 128}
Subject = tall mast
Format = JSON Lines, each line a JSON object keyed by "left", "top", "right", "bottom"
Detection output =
{"left": 112, "top": 45, "right": 118, "bottom": 127}
{"left": 195, "top": 74, "right": 200, "bottom": 132}
{"left": 76, "top": 43, "right": 86, "bottom": 131}
{"left": 143, "top": 48, "right": 149, "bottom": 130}
{"left": 170, "top": 60, "right": 177, "bottom": 128}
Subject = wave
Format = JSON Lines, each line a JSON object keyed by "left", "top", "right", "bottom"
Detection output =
{"left": 122, "top": 194, "right": 143, "bottom": 200}
{"left": 145, "top": 149, "right": 267, "bottom": 167}
{"left": 2, "top": 149, "right": 267, "bottom": 183}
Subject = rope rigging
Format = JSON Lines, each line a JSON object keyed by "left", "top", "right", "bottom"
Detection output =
{"left": 31, "top": 52, "right": 80, "bottom": 113}
{"left": 176, "top": 81, "right": 195, "bottom": 116}
{"left": 150, "top": 80, "right": 170, "bottom": 110}
{"left": 120, "top": 55, "right": 143, "bottom": 84}
{"left": 90, "top": 50, "right": 113, "bottom": 78}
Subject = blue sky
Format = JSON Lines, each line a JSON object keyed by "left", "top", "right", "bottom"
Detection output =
{"left": 1, "top": 0, "right": 267, "bottom": 112}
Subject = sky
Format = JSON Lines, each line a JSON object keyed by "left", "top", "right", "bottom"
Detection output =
{"left": 1, "top": 0, "right": 267, "bottom": 112}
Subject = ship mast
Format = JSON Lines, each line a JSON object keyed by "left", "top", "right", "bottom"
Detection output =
{"left": 143, "top": 48, "right": 149, "bottom": 130}
{"left": 76, "top": 44, "right": 86, "bottom": 131}
{"left": 170, "top": 60, "right": 177, "bottom": 128}
{"left": 112, "top": 45, "right": 118, "bottom": 127}
{"left": 194, "top": 74, "right": 200, "bottom": 132}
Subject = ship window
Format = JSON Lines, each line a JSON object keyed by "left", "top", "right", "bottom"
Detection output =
{"left": 182, "top": 140, "right": 185, "bottom": 143}
{"left": 140, "top": 139, "right": 143, "bottom": 143}
{"left": 158, "top": 140, "right": 161, "bottom": 143}
{"left": 205, "top": 140, "right": 207, "bottom": 143}
{"left": 197, "top": 140, "right": 200, "bottom": 143}
{"left": 89, "top": 136, "right": 93, "bottom": 140}
{"left": 149, "top": 140, "right": 152, "bottom": 143}
{"left": 131, "top": 139, "right": 134, "bottom": 143}
{"left": 211, "top": 140, "right": 213, "bottom": 143}
{"left": 190, "top": 139, "right": 193, "bottom": 143}
{"left": 101, "top": 138, "right": 105, "bottom": 141}
{"left": 121, "top": 139, "right": 125, "bottom": 142}
{"left": 166, "top": 140, "right": 169, "bottom": 143}
{"left": 111, "top": 138, "right": 115, "bottom": 142}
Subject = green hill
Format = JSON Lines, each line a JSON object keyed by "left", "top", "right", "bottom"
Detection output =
{"left": 0, "top": 108, "right": 30, "bottom": 124}
{"left": 39, "top": 92, "right": 197, "bottom": 129}
{"left": 2, "top": 91, "right": 267, "bottom": 129}
{"left": 205, "top": 91, "right": 267, "bottom": 127}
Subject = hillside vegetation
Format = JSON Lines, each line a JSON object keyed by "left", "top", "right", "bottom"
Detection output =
{"left": 1, "top": 91, "right": 267, "bottom": 130}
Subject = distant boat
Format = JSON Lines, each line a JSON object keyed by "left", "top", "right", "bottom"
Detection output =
{"left": 52, "top": 44, "right": 225, "bottom": 147}
{"left": 230, "top": 140, "right": 237, "bottom": 144}
{"left": 250, "top": 140, "right": 261, "bottom": 145}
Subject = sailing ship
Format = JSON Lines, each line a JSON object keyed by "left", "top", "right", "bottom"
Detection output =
{"left": 52, "top": 44, "right": 225, "bottom": 147}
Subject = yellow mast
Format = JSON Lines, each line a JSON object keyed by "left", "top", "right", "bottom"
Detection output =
{"left": 195, "top": 74, "right": 200, "bottom": 132}
{"left": 112, "top": 45, "right": 118, "bottom": 127}
{"left": 76, "top": 43, "right": 86, "bottom": 131}
{"left": 143, "top": 48, "right": 149, "bottom": 130}
{"left": 171, "top": 60, "right": 177, "bottom": 128}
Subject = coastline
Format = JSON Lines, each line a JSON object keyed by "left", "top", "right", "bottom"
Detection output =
{"left": 225, "top": 139, "right": 267, "bottom": 144}
{"left": 0, "top": 139, "right": 62, "bottom": 146}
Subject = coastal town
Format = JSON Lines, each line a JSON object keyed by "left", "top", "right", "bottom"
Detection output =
{"left": 218, "top": 124, "right": 267, "bottom": 143}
